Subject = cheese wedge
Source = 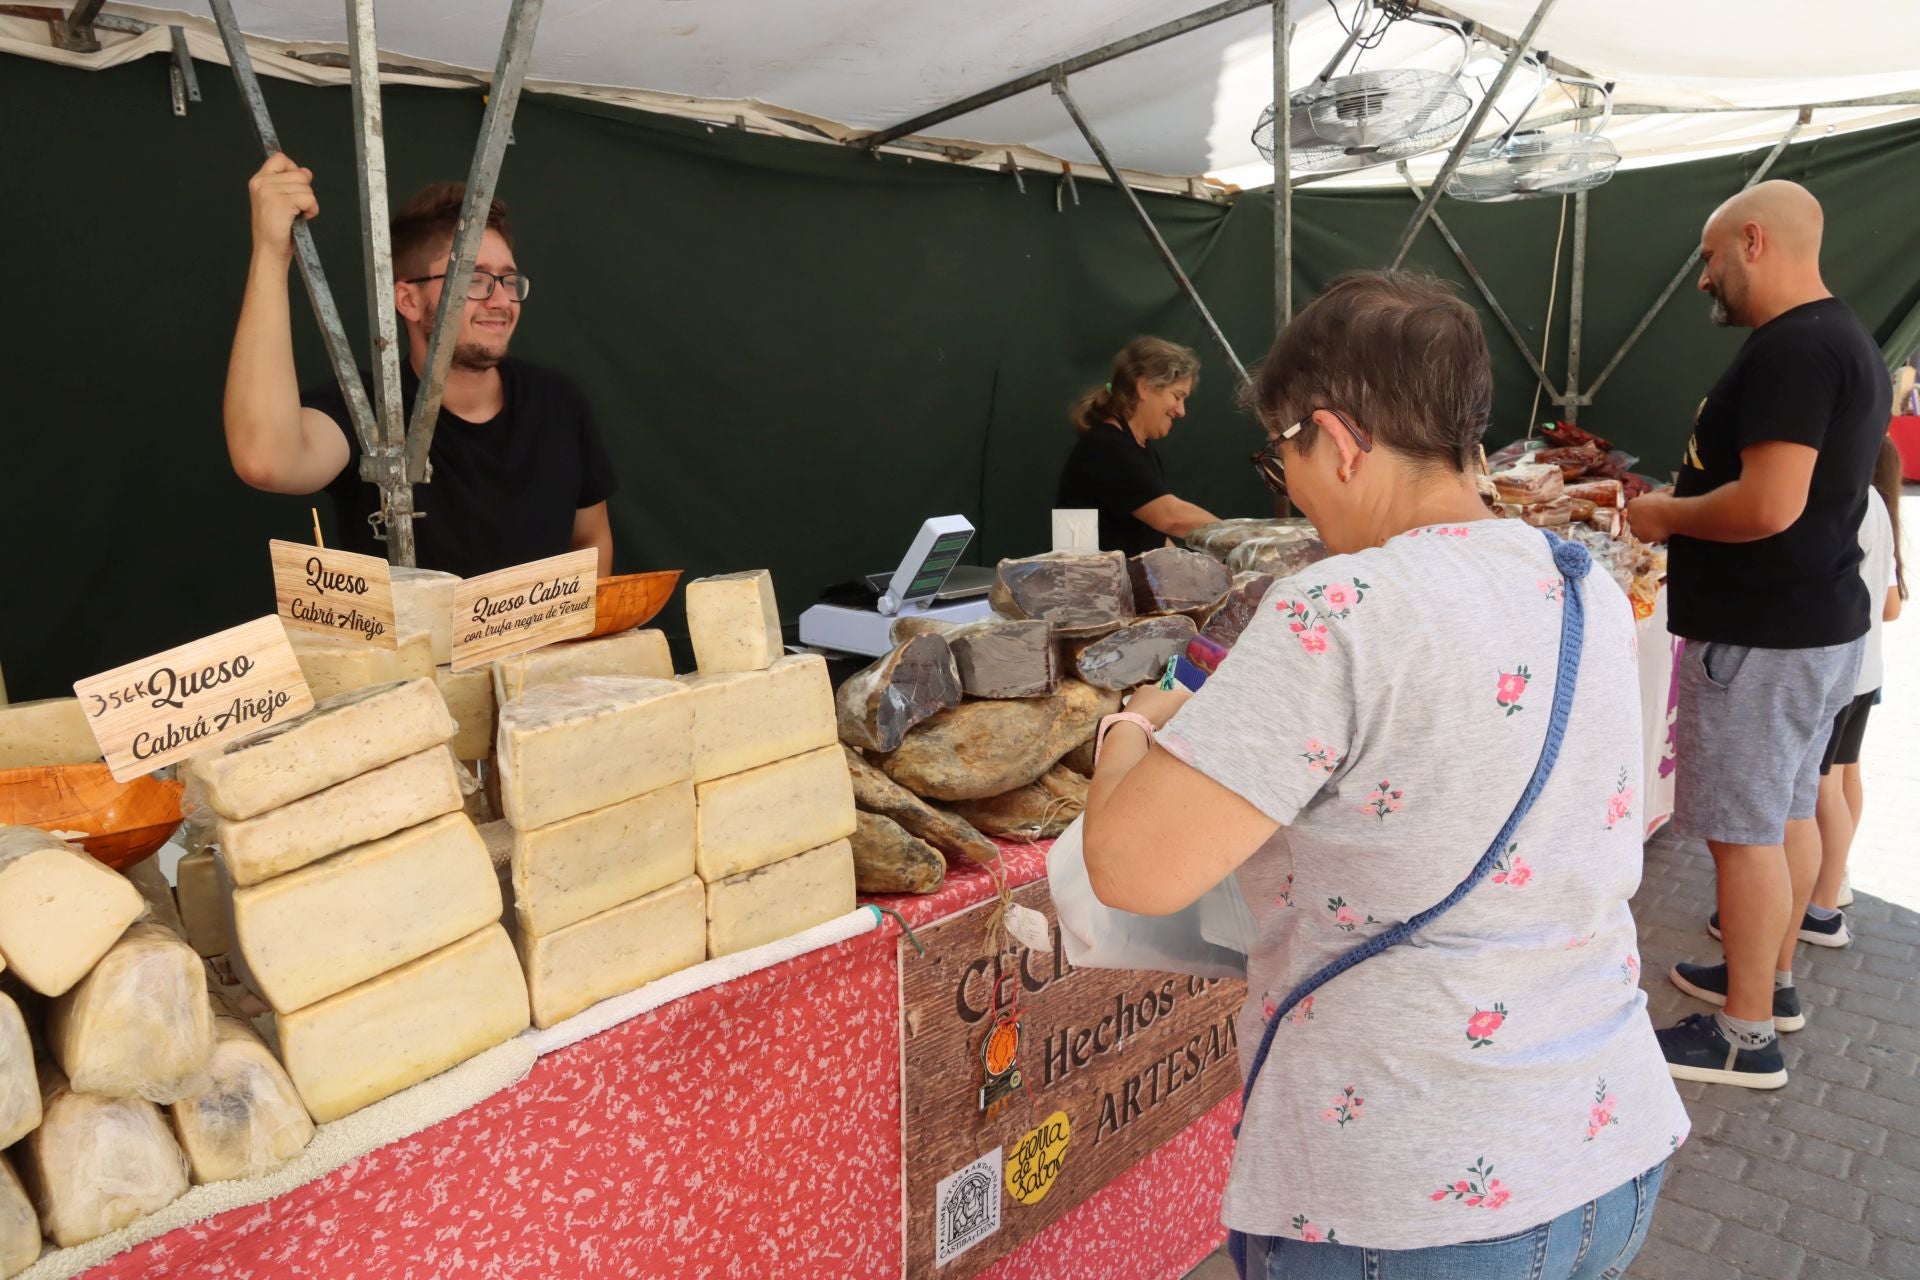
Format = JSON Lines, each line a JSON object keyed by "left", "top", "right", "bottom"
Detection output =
{"left": 517, "top": 876, "right": 705, "bottom": 1028}
{"left": 491, "top": 629, "right": 673, "bottom": 702}
{"left": 0, "top": 697, "right": 101, "bottom": 769}
{"left": 17, "top": 1074, "right": 189, "bottom": 1248}
{"left": 0, "top": 993, "right": 38, "bottom": 1150}
{"left": 48, "top": 922, "right": 215, "bottom": 1104}
{"left": 216, "top": 746, "right": 465, "bottom": 886}
{"left": 495, "top": 677, "right": 693, "bottom": 829}
{"left": 120, "top": 854, "right": 186, "bottom": 938}
{"left": 233, "top": 812, "right": 501, "bottom": 1014}
{"left": 290, "top": 626, "right": 435, "bottom": 702}
{"left": 0, "top": 826, "right": 144, "bottom": 996}
{"left": 193, "top": 679, "right": 456, "bottom": 821}
{"left": 175, "top": 850, "right": 235, "bottom": 959}
{"left": 686, "top": 570, "right": 783, "bottom": 674}
{"left": 706, "top": 838, "right": 855, "bottom": 958}
{"left": 694, "top": 745, "right": 856, "bottom": 882}
{"left": 276, "top": 924, "right": 529, "bottom": 1124}
{"left": 168, "top": 1017, "right": 314, "bottom": 1184}
{"left": 679, "top": 654, "right": 836, "bottom": 784}
{"left": 0, "top": 1154, "right": 38, "bottom": 1280}
{"left": 513, "top": 781, "right": 695, "bottom": 937}
{"left": 391, "top": 566, "right": 462, "bottom": 666}
{"left": 435, "top": 664, "right": 496, "bottom": 761}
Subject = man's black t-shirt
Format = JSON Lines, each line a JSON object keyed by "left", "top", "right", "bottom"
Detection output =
{"left": 1056, "top": 421, "right": 1172, "bottom": 557}
{"left": 301, "top": 358, "right": 617, "bottom": 579}
{"left": 1669, "top": 297, "right": 1888, "bottom": 648}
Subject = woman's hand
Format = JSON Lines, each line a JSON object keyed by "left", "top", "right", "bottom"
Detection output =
{"left": 1122, "top": 684, "right": 1192, "bottom": 729}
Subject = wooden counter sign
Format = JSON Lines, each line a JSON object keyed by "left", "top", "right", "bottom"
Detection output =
{"left": 900, "top": 879, "right": 1246, "bottom": 1278}
{"left": 72, "top": 617, "right": 315, "bottom": 781}
{"left": 268, "top": 540, "right": 397, "bottom": 649}
{"left": 449, "top": 549, "right": 598, "bottom": 672}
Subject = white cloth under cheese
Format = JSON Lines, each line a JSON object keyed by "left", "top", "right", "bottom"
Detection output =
{"left": 0, "top": 993, "right": 39, "bottom": 1150}
{"left": 490, "top": 629, "right": 673, "bottom": 702}
{"left": 390, "top": 566, "right": 462, "bottom": 666}
{"left": 0, "top": 1154, "right": 38, "bottom": 1280}
{"left": 232, "top": 811, "right": 502, "bottom": 1015}
{"left": 0, "top": 826, "right": 144, "bottom": 996}
{"left": 678, "top": 654, "right": 837, "bottom": 784}
{"left": 216, "top": 745, "right": 465, "bottom": 886}
{"left": 517, "top": 875, "right": 706, "bottom": 1029}
{"left": 495, "top": 676, "right": 694, "bottom": 830}
{"left": 276, "top": 923, "right": 530, "bottom": 1124}
{"left": 290, "top": 626, "right": 436, "bottom": 702}
{"left": 512, "top": 781, "right": 695, "bottom": 937}
{"left": 19, "top": 1074, "right": 190, "bottom": 1249}
{"left": 174, "top": 850, "right": 234, "bottom": 959}
{"left": 192, "top": 679, "right": 457, "bottom": 821}
{"left": 693, "top": 745, "right": 857, "bottom": 882}
{"left": 48, "top": 922, "right": 216, "bottom": 1105}
{"left": 0, "top": 697, "right": 101, "bottom": 769}
{"left": 434, "top": 664, "right": 496, "bottom": 761}
{"left": 686, "top": 570, "right": 784, "bottom": 674}
{"left": 167, "top": 1017, "right": 315, "bottom": 1184}
{"left": 705, "top": 838, "right": 855, "bottom": 958}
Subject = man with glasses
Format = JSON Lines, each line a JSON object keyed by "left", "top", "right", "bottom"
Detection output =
{"left": 223, "top": 155, "right": 616, "bottom": 576}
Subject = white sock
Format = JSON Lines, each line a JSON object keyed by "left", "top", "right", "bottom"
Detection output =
{"left": 1775, "top": 970, "right": 1794, "bottom": 990}
{"left": 1716, "top": 1011, "right": 1776, "bottom": 1049}
{"left": 1807, "top": 904, "right": 1841, "bottom": 922}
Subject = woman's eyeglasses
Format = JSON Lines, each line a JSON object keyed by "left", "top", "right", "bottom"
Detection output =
{"left": 1249, "top": 410, "right": 1372, "bottom": 496}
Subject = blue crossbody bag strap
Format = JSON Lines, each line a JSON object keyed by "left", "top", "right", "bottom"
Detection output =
{"left": 1229, "top": 531, "right": 1593, "bottom": 1278}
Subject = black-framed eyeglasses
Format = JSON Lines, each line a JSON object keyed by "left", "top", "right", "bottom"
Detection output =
{"left": 1250, "top": 409, "right": 1372, "bottom": 496}
{"left": 403, "top": 270, "right": 531, "bottom": 302}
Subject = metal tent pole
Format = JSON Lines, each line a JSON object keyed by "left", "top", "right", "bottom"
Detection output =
{"left": 1051, "top": 72, "right": 1250, "bottom": 388}
{"left": 1565, "top": 188, "right": 1588, "bottom": 422}
{"left": 404, "top": 0, "right": 544, "bottom": 484}
{"left": 1273, "top": 0, "right": 1292, "bottom": 332}
{"left": 1388, "top": 0, "right": 1560, "bottom": 270}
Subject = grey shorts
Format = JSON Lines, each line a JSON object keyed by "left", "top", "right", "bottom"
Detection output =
{"left": 1673, "top": 637, "right": 1864, "bottom": 845}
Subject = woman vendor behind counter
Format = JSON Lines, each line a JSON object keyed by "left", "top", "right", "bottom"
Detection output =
{"left": 1057, "top": 338, "right": 1221, "bottom": 555}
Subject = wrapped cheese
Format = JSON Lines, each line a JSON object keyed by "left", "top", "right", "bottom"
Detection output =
{"left": 1072, "top": 616, "right": 1197, "bottom": 690}
{"left": 834, "top": 634, "right": 962, "bottom": 753}
{"left": 490, "top": 629, "right": 673, "bottom": 702}
{"left": 168, "top": 1017, "right": 314, "bottom": 1184}
{"left": 291, "top": 627, "right": 435, "bottom": 701}
{"left": 1201, "top": 571, "right": 1278, "bottom": 649}
{"left": 48, "top": 922, "right": 215, "bottom": 1104}
{"left": 0, "top": 993, "right": 38, "bottom": 1149}
{"left": 175, "top": 850, "right": 235, "bottom": 959}
{"left": 0, "top": 1154, "right": 37, "bottom": 1280}
{"left": 120, "top": 854, "right": 186, "bottom": 938}
{"left": 988, "top": 552, "right": 1134, "bottom": 637}
{"left": 390, "top": 566, "right": 462, "bottom": 666}
{"left": 0, "top": 826, "right": 145, "bottom": 996}
{"left": 19, "top": 1073, "right": 189, "bottom": 1248}
{"left": 946, "top": 620, "right": 1058, "bottom": 699}
{"left": 0, "top": 697, "right": 101, "bottom": 769}
{"left": 1491, "top": 462, "right": 1564, "bottom": 505}
{"left": 1128, "top": 547, "right": 1231, "bottom": 618}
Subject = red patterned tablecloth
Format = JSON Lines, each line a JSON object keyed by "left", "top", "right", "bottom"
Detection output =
{"left": 83, "top": 840, "right": 1236, "bottom": 1280}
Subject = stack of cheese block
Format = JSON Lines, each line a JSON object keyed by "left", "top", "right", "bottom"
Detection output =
{"left": 191, "top": 678, "right": 528, "bottom": 1125}
{"left": 682, "top": 571, "right": 856, "bottom": 962}
{"left": 0, "top": 697, "right": 102, "bottom": 770}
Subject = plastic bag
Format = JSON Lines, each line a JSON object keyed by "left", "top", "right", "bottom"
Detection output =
{"left": 21, "top": 1074, "right": 191, "bottom": 1248}
{"left": 47, "top": 922, "right": 215, "bottom": 1105}
{"left": 0, "top": 992, "right": 39, "bottom": 1149}
{"left": 1047, "top": 816, "right": 1248, "bottom": 979}
{"left": 1228, "top": 530, "right": 1329, "bottom": 577}
{"left": 171, "top": 1016, "right": 315, "bottom": 1184}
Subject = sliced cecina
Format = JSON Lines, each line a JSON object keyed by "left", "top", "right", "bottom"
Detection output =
{"left": 168, "top": 1017, "right": 314, "bottom": 1184}
{"left": 513, "top": 781, "right": 695, "bottom": 938}
{"left": 0, "top": 825, "right": 144, "bottom": 997}
{"left": 517, "top": 876, "right": 706, "bottom": 1028}
{"left": 694, "top": 745, "right": 855, "bottom": 883}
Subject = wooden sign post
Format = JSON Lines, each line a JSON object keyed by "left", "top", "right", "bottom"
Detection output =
{"left": 72, "top": 617, "right": 315, "bottom": 781}
{"left": 449, "top": 549, "right": 598, "bottom": 673}
{"left": 268, "top": 540, "right": 398, "bottom": 649}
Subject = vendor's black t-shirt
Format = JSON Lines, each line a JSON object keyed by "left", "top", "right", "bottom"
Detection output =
{"left": 1056, "top": 420, "right": 1172, "bottom": 557}
{"left": 301, "top": 358, "right": 617, "bottom": 579}
{"left": 1669, "top": 298, "right": 1887, "bottom": 648}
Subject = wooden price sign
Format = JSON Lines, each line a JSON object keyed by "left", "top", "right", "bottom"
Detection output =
{"left": 449, "top": 549, "right": 598, "bottom": 672}
{"left": 268, "top": 540, "right": 398, "bottom": 649}
{"left": 72, "top": 617, "right": 315, "bottom": 781}
{"left": 900, "top": 879, "right": 1246, "bottom": 1278}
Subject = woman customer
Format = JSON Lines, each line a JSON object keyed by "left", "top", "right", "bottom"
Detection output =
{"left": 1057, "top": 337, "right": 1219, "bottom": 555}
{"left": 1083, "top": 272, "right": 1684, "bottom": 1278}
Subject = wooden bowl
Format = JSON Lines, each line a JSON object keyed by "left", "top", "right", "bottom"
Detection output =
{"left": 589, "top": 570, "right": 681, "bottom": 638}
{"left": 0, "top": 764, "right": 186, "bottom": 871}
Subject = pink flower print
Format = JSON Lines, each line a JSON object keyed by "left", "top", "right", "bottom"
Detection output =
{"left": 1290, "top": 1215, "right": 1338, "bottom": 1244}
{"left": 1605, "top": 768, "right": 1634, "bottom": 830}
{"left": 1274, "top": 874, "right": 1295, "bottom": 909}
{"left": 1298, "top": 625, "right": 1330, "bottom": 654}
{"left": 1496, "top": 665, "right": 1531, "bottom": 716}
{"left": 1362, "top": 780, "right": 1405, "bottom": 821}
{"left": 1307, "top": 578, "right": 1369, "bottom": 620}
{"left": 1326, "top": 897, "right": 1379, "bottom": 933}
{"left": 1565, "top": 931, "right": 1596, "bottom": 950}
{"left": 1537, "top": 578, "right": 1564, "bottom": 604}
{"left": 1466, "top": 1003, "right": 1508, "bottom": 1048}
{"left": 1440, "top": 526, "right": 1470, "bottom": 537}
{"left": 1288, "top": 995, "right": 1317, "bottom": 1025}
{"left": 1301, "top": 740, "right": 1343, "bottom": 774}
{"left": 1620, "top": 954, "right": 1640, "bottom": 986}
{"left": 1490, "top": 843, "right": 1532, "bottom": 888}
{"left": 1324, "top": 1085, "right": 1364, "bottom": 1129}
{"left": 1482, "top": 1182, "right": 1512, "bottom": 1210}
{"left": 1432, "top": 1159, "right": 1508, "bottom": 1210}
{"left": 1262, "top": 994, "right": 1279, "bottom": 1023}
{"left": 1585, "top": 1077, "right": 1620, "bottom": 1142}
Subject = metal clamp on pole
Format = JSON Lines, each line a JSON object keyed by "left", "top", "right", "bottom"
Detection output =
{"left": 169, "top": 26, "right": 201, "bottom": 117}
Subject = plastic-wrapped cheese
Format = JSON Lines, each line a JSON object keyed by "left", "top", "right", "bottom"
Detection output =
{"left": 495, "top": 677, "right": 693, "bottom": 830}
{"left": 513, "top": 781, "right": 694, "bottom": 937}
{"left": 678, "top": 654, "right": 837, "bottom": 784}
{"left": 435, "top": 665, "right": 496, "bottom": 762}
{"left": 391, "top": 566, "right": 462, "bottom": 666}
{"left": 706, "top": 838, "right": 855, "bottom": 958}
{"left": 277, "top": 924, "right": 529, "bottom": 1124}
{"left": 694, "top": 745, "right": 856, "bottom": 882}
{"left": 48, "top": 922, "right": 215, "bottom": 1105}
{"left": 0, "top": 826, "right": 144, "bottom": 996}
{"left": 19, "top": 1073, "right": 189, "bottom": 1248}
{"left": 490, "top": 629, "right": 673, "bottom": 702}
{"left": 193, "top": 679, "right": 456, "bottom": 821}
{"left": 0, "top": 993, "right": 39, "bottom": 1149}
{"left": 216, "top": 745, "right": 465, "bottom": 886}
{"left": 686, "top": 570, "right": 783, "bottom": 674}
{"left": 175, "top": 850, "right": 235, "bottom": 959}
{"left": 120, "top": 854, "right": 186, "bottom": 938}
{"left": 517, "top": 876, "right": 705, "bottom": 1028}
{"left": 232, "top": 812, "right": 501, "bottom": 1014}
{"left": 168, "top": 1017, "right": 314, "bottom": 1184}
{"left": 0, "top": 697, "right": 101, "bottom": 769}
{"left": 0, "top": 1154, "right": 38, "bottom": 1280}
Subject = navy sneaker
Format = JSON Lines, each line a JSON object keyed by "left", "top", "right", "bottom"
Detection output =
{"left": 1668, "top": 961, "right": 1806, "bottom": 1032}
{"left": 1708, "top": 908, "right": 1850, "bottom": 948}
{"left": 1657, "top": 1013, "right": 1788, "bottom": 1089}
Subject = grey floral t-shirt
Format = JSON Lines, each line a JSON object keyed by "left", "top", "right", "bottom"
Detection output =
{"left": 1160, "top": 519, "right": 1687, "bottom": 1250}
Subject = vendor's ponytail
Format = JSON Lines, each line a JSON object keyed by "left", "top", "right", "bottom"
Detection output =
{"left": 1070, "top": 337, "right": 1201, "bottom": 433}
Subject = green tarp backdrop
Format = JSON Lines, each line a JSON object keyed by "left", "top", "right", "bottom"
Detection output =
{"left": 4, "top": 52, "right": 1919, "bottom": 699}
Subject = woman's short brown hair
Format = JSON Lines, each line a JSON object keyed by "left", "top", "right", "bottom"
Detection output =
{"left": 1248, "top": 271, "right": 1492, "bottom": 470}
{"left": 1070, "top": 336, "right": 1202, "bottom": 433}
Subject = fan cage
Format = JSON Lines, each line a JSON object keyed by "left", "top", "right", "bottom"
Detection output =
{"left": 1444, "top": 132, "right": 1623, "bottom": 201}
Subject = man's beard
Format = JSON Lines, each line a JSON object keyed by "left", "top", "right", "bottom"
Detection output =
{"left": 452, "top": 341, "right": 504, "bottom": 371}
{"left": 1708, "top": 293, "right": 1732, "bottom": 327}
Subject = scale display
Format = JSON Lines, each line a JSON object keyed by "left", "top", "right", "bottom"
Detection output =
{"left": 878, "top": 516, "right": 976, "bottom": 615}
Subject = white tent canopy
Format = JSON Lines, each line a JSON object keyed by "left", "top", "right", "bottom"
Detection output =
{"left": 7, "top": 0, "right": 1920, "bottom": 191}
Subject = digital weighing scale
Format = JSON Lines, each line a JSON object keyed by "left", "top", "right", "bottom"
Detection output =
{"left": 797, "top": 515, "right": 995, "bottom": 657}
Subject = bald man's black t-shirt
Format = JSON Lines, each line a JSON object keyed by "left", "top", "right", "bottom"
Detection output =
{"left": 1057, "top": 420, "right": 1171, "bottom": 556}
{"left": 301, "top": 358, "right": 616, "bottom": 579}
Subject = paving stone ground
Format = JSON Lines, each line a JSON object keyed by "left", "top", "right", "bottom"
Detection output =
{"left": 1187, "top": 494, "right": 1920, "bottom": 1279}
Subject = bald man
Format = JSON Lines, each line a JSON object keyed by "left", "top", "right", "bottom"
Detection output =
{"left": 1628, "top": 181, "right": 1888, "bottom": 1090}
